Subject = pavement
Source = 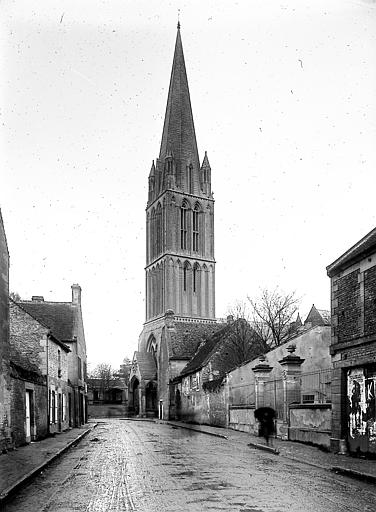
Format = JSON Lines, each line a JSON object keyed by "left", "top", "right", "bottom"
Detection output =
{"left": 1, "top": 418, "right": 376, "bottom": 507}
{"left": 163, "top": 420, "right": 376, "bottom": 484}
{"left": 0, "top": 423, "right": 95, "bottom": 507}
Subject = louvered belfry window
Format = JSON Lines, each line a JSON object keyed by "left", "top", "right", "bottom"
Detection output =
{"left": 180, "top": 203, "right": 187, "bottom": 250}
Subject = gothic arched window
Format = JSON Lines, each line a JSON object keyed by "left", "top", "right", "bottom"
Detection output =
{"left": 193, "top": 263, "right": 199, "bottom": 293}
{"left": 193, "top": 203, "right": 200, "bottom": 252}
{"left": 187, "top": 164, "right": 193, "bottom": 193}
{"left": 146, "top": 335, "right": 157, "bottom": 364}
{"left": 180, "top": 201, "right": 188, "bottom": 250}
{"left": 183, "top": 265, "right": 187, "bottom": 291}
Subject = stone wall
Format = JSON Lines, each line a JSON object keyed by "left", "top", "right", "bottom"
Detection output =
{"left": 10, "top": 371, "right": 48, "bottom": 446}
{"left": 177, "top": 378, "right": 227, "bottom": 427}
{"left": 289, "top": 404, "right": 331, "bottom": 448}
{"left": 0, "top": 210, "right": 11, "bottom": 450}
{"left": 88, "top": 404, "right": 126, "bottom": 418}
{"left": 228, "top": 326, "right": 331, "bottom": 404}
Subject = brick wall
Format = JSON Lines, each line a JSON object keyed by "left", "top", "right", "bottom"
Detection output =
{"left": 364, "top": 265, "right": 376, "bottom": 336}
{"left": 336, "top": 270, "right": 360, "bottom": 342}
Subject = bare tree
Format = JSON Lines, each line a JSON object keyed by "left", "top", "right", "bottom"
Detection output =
{"left": 225, "top": 302, "right": 268, "bottom": 367}
{"left": 90, "top": 363, "right": 114, "bottom": 396}
{"left": 10, "top": 291, "right": 21, "bottom": 301}
{"left": 248, "top": 288, "right": 300, "bottom": 348}
{"left": 114, "top": 357, "right": 132, "bottom": 386}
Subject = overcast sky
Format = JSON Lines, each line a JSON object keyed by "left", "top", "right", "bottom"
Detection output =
{"left": 1, "top": 0, "right": 376, "bottom": 371}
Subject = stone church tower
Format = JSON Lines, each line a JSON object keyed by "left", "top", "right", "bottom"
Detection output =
{"left": 129, "top": 25, "right": 219, "bottom": 419}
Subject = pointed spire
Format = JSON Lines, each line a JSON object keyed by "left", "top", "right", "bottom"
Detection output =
{"left": 149, "top": 160, "right": 155, "bottom": 177}
{"left": 201, "top": 151, "right": 211, "bottom": 170}
{"left": 159, "top": 26, "right": 200, "bottom": 179}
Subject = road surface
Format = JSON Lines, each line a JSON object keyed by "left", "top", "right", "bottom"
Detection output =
{"left": 3, "top": 419, "right": 376, "bottom": 511}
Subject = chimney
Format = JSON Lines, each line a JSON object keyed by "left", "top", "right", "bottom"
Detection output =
{"left": 31, "top": 296, "right": 44, "bottom": 302}
{"left": 71, "top": 284, "right": 81, "bottom": 305}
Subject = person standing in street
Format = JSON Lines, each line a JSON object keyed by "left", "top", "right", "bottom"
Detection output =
{"left": 254, "top": 406, "right": 276, "bottom": 446}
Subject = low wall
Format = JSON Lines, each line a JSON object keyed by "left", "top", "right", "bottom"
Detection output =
{"left": 289, "top": 403, "right": 331, "bottom": 449}
{"left": 88, "top": 403, "right": 126, "bottom": 418}
{"left": 229, "top": 405, "right": 258, "bottom": 435}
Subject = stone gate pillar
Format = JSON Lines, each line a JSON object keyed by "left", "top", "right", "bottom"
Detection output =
{"left": 252, "top": 355, "right": 273, "bottom": 409}
{"left": 279, "top": 345, "right": 304, "bottom": 439}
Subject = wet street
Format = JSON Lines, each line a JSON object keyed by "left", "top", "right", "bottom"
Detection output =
{"left": 3, "top": 419, "right": 376, "bottom": 512}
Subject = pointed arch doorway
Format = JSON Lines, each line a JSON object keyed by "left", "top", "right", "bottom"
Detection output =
{"left": 145, "top": 381, "right": 157, "bottom": 417}
{"left": 130, "top": 377, "right": 140, "bottom": 416}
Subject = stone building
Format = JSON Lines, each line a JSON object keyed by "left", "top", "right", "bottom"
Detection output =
{"left": 172, "top": 310, "right": 332, "bottom": 447}
{"left": 18, "top": 285, "right": 88, "bottom": 427}
{"left": 171, "top": 318, "right": 264, "bottom": 426}
{"left": 129, "top": 25, "right": 218, "bottom": 419}
{"left": 0, "top": 209, "right": 11, "bottom": 450}
{"left": 10, "top": 300, "right": 71, "bottom": 438}
{"left": 327, "top": 226, "right": 376, "bottom": 455}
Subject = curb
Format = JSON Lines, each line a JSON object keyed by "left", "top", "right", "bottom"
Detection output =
{"left": 0, "top": 425, "right": 95, "bottom": 506}
{"left": 330, "top": 466, "right": 376, "bottom": 485}
{"left": 247, "top": 441, "right": 279, "bottom": 455}
{"left": 166, "top": 422, "right": 228, "bottom": 439}
{"left": 120, "top": 418, "right": 157, "bottom": 423}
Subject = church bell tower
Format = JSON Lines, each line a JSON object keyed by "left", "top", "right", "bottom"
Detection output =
{"left": 145, "top": 24, "right": 215, "bottom": 322}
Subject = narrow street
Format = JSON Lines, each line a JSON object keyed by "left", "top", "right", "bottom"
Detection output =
{"left": 3, "top": 419, "right": 376, "bottom": 512}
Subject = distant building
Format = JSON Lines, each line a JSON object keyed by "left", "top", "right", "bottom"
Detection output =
{"left": 18, "top": 285, "right": 88, "bottom": 427}
{"left": 304, "top": 305, "right": 331, "bottom": 329}
{"left": 87, "top": 376, "right": 127, "bottom": 418}
{"left": 130, "top": 25, "right": 217, "bottom": 419}
{"left": 327, "top": 227, "right": 376, "bottom": 456}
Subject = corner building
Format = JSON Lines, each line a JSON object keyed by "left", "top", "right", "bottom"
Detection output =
{"left": 129, "top": 26, "right": 220, "bottom": 419}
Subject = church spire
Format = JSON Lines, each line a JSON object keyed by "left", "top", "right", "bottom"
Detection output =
{"left": 159, "top": 25, "right": 200, "bottom": 182}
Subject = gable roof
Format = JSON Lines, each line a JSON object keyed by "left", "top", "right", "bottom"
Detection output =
{"left": 327, "top": 226, "right": 376, "bottom": 277}
{"left": 17, "top": 300, "right": 75, "bottom": 343}
{"left": 179, "top": 323, "right": 230, "bottom": 377}
{"left": 133, "top": 351, "right": 157, "bottom": 381}
{"left": 11, "top": 299, "right": 70, "bottom": 351}
{"left": 167, "top": 321, "right": 224, "bottom": 360}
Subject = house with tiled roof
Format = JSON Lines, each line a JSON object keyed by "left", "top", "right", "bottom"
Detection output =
{"left": 169, "top": 318, "right": 266, "bottom": 425}
{"left": 17, "top": 285, "right": 88, "bottom": 427}
{"left": 9, "top": 299, "right": 71, "bottom": 440}
{"left": 129, "top": 25, "right": 218, "bottom": 419}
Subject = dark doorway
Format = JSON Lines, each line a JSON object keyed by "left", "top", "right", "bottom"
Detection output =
{"left": 145, "top": 381, "right": 157, "bottom": 417}
{"left": 131, "top": 378, "right": 140, "bottom": 415}
{"left": 175, "top": 389, "right": 181, "bottom": 420}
